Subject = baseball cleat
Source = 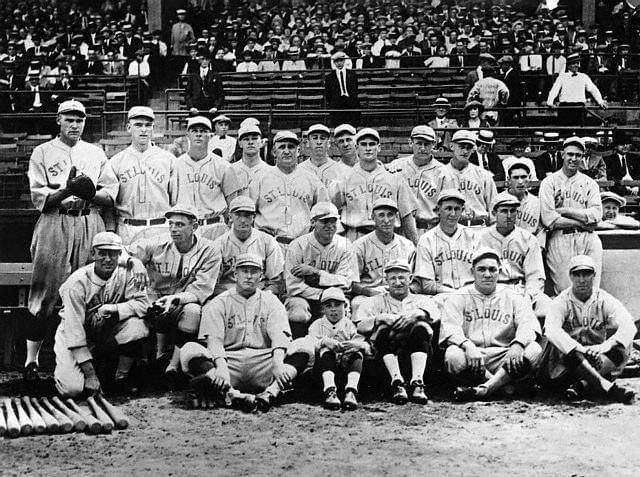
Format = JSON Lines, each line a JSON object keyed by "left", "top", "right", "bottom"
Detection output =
{"left": 323, "top": 387, "right": 341, "bottom": 410}
{"left": 606, "top": 383, "right": 636, "bottom": 404}
{"left": 409, "top": 380, "right": 429, "bottom": 404}
{"left": 564, "top": 382, "right": 585, "bottom": 401}
{"left": 391, "top": 380, "right": 408, "bottom": 405}
{"left": 231, "top": 393, "right": 258, "bottom": 413}
{"left": 453, "top": 386, "right": 479, "bottom": 402}
{"left": 255, "top": 391, "right": 275, "bottom": 413}
{"left": 342, "top": 388, "right": 358, "bottom": 411}
{"left": 23, "top": 362, "right": 41, "bottom": 382}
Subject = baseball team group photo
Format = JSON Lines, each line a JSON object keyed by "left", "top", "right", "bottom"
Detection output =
{"left": 1, "top": 0, "right": 640, "bottom": 476}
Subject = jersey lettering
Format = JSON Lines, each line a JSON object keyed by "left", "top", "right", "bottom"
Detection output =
{"left": 345, "top": 182, "right": 393, "bottom": 202}
{"left": 262, "top": 187, "right": 312, "bottom": 204}
{"left": 464, "top": 307, "right": 511, "bottom": 324}
{"left": 433, "top": 249, "right": 474, "bottom": 266}
{"left": 119, "top": 164, "right": 166, "bottom": 184}
{"left": 502, "top": 249, "right": 525, "bottom": 268}
{"left": 47, "top": 161, "right": 66, "bottom": 177}
{"left": 407, "top": 177, "right": 439, "bottom": 197}
{"left": 186, "top": 172, "right": 219, "bottom": 190}
{"left": 458, "top": 179, "right": 482, "bottom": 196}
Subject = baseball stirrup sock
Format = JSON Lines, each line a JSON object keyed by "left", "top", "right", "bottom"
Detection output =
{"left": 26, "top": 339, "right": 43, "bottom": 366}
{"left": 346, "top": 371, "right": 361, "bottom": 391}
{"left": 382, "top": 354, "right": 402, "bottom": 382}
{"left": 115, "top": 355, "right": 135, "bottom": 381}
{"left": 410, "top": 352, "right": 428, "bottom": 382}
{"left": 322, "top": 371, "right": 336, "bottom": 391}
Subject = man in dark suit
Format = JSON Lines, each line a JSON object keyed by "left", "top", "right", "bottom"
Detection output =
{"left": 535, "top": 132, "right": 564, "bottom": 179}
{"left": 84, "top": 50, "right": 105, "bottom": 75}
{"left": 324, "top": 51, "right": 360, "bottom": 127}
{"left": 605, "top": 136, "right": 640, "bottom": 195}
{"left": 184, "top": 57, "right": 224, "bottom": 111}
{"left": 499, "top": 55, "right": 523, "bottom": 126}
{"left": 470, "top": 130, "right": 505, "bottom": 181}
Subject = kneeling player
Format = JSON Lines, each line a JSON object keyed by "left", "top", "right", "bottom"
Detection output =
{"left": 308, "top": 288, "right": 370, "bottom": 411}
{"left": 355, "top": 260, "right": 438, "bottom": 405}
{"left": 180, "top": 254, "right": 311, "bottom": 411}
{"left": 440, "top": 248, "right": 542, "bottom": 401}
{"left": 54, "top": 232, "right": 150, "bottom": 397}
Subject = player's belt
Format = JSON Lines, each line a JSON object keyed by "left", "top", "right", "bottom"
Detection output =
{"left": 415, "top": 217, "right": 439, "bottom": 229}
{"left": 59, "top": 208, "right": 90, "bottom": 217}
{"left": 198, "top": 216, "right": 221, "bottom": 225}
{"left": 275, "top": 236, "right": 294, "bottom": 245}
{"left": 562, "top": 227, "right": 585, "bottom": 234}
{"left": 123, "top": 218, "right": 166, "bottom": 226}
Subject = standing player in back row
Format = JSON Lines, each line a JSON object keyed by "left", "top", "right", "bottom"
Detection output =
{"left": 231, "top": 122, "right": 270, "bottom": 193}
{"left": 108, "top": 106, "right": 177, "bottom": 244}
{"left": 332, "top": 128, "right": 419, "bottom": 244}
{"left": 299, "top": 123, "right": 351, "bottom": 193}
{"left": 25, "top": 100, "right": 119, "bottom": 382}
{"left": 506, "top": 162, "right": 545, "bottom": 247}
{"left": 385, "top": 125, "right": 446, "bottom": 233}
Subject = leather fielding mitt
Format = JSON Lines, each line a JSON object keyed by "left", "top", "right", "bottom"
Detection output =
{"left": 66, "top": 165, "right": 96, "bottom": 201}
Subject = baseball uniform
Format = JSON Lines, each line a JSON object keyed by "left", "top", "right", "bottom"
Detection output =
{"left": 385, "top": 155, "right": 447, "bottom": 230}
{"left": 248, "top": 165, "right": 328, "bottom": 242}
{"left": 333, "top": 162, "right": 418, "bottom": 240}
{"left": 181, "top": 287, "right": 293, "bottom": 392}
{"left": 298, "top": 157, "right": 351, "bottom": 195}
{"left": 209, "top": 134, "right": 237, "bottom": 162}
{"left": 110, "top": 144, "right": 177, "bottom": 244}
{"left": 211, "top": 227, "right": 284, "bottom": 296}
{"left": 414, "top": 225, "right": 477, "bottom": 292}
{"left": 514, "top": 192, "right": 546, "bottom": 247}
{"left": 441, "top": 162, "right": 497, "bottom": 223}
{"left": 230, "top": 158, "right": 270, "bottom": 193}
{"left": 501, "top": 156, "right": 539, "bottom": 181}
{"left": 54, "top": 264, "right": 150, "bottom": 397}
{"left": 542, "top": 287, "right": 636, "bottom": 380}
{"left": 539, "top": 170, "right": 603, "bottom": 293}
{"left": 440, "top": 284, "right": 542, "bottom": 375}
{"left": 354, "top": 291, "right": 439, "bottom": 329}
{"left": 28, "top": 138, "right": 119, "bottom": 320}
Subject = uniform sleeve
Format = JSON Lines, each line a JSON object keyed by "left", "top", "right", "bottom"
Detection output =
{"left": 266, "top": 296, "right": 292, "bottom": 350}
{"left": 285, "top": 239, "right": 323, "bottom": 300}
{"left": 307, "top": 319, "right": 324, "bottom": 339}
{"left": 602, "top": 294, "right": 636, "bottom": 350}
{"left": 96, "top": 151, "right": 119, "bottom": 201}
{"left": 413, "top": 236, "right": 436, "bottom": 280}
{"left": 168, "top": 155, "right": 178, "bottom": 207}
{"left": 583, "top": 180, "right": 603, "bottom": 224}
{"left": 221, "top": 163, "right": 243, "bottom": 201}
{"left": 396, "top": 175, "right": 418, "bottom": 218}
{"left": 115, "top": 269, "right": 151, "bottom": 319}
{"left": 59, "top": 280, "right": 92, "bottom": 364}
{"left": 484, "top": 172, "right": 497, "bottom": 215}
{"left": 439, "top": 294, "right": 469, "bottom": 347}
{"left": 28, "top": 146, "right": 53, "bottom": 211}
{"left": 179, "top": 245, "right": 222, "bottom": 305}
{"left": 511, "top": 293, "right": 541, "bottom": 346}
{"left": 264, "top": 235, "right": 284, "bottom": 280}
{"left": 539, "top": 176, "right": 561, "bottom": 228}
{"left": 544, "top": 295, "right": 580, "bottom": 355}
{"left": 523, "top": 235, "right": 546, "bottom": 297}
{"left": 198, "top": 298, "right": 227, "bottom": 359}
{"left": 352, "top": 295, "right": 381, "bottom": 325}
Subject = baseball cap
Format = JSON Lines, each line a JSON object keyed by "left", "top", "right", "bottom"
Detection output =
{"left": 562, "top": 136, "right": 585, "bottom": 152}
{"left": 273, "top": 130, "right": 299, "bottom": 144}
{"left": 165, "top": 204, "right": 199, "bottom": 221}
{"left": 451, "top": 130, "right": 477, "bottom": 146}
{"left": 57, "top": 99, "right": 86, "bottom": 117}
{"left": 187, "top": 116, "right": 212, "bottom": 130}
{"left": 334, "top": 124, "right": 356, "bottom": 137}
{"left": 320, "top": 287, "right": 347, "bottom": 303}
{"left": 212, "top": 114, "right": 231, "bottom": 124}
{"left": 235, "top": 253, "right": 263, "bottom": 270}
{"left": 411, "top": 125, "right": 436, "bottom": 142}
{"left": 384, "top": 259, "right": 411, "bottom": 274}
{"left": 507, "top": 161, "right": 531, "bottom": 175}
{"left": 491, "top": 191, "right": 520, "bottom": 211}
{"left": 437, "top": 189, "right": 465, "bottom": 205}
{"left": 600, "top": 191, "right": 626, "bottom": 207}
{"left": 568, "top": 255, "right": 596, "bottom": 273}
{"left": 176, "top": 8, "right": 187, "bottom": 14}
{"left": 310, "top": 202, "right": 340, "bottom": 221}
{"left": 372, "top": 197, "right": 399, "bottom": 213}
{"left": 307, "top": 123, "right": 330, "bottom": 136}
{"left": 128, "top": 106, "right": 154, "bottom": 120}
{"left": 471, "top": 247, "right": 501, "bottom": 266}
{"left": 229, "top": 196, "right": 256, "bottom": 213}
{"left": 240, "top": 117, "right": 260, "bottom": 128}
{"left": 238, "top": 123, "right": 262, "bottom": 139}
{"left": 354, "top": 127, "right": 380, "bottom": 143}
{"left": 92, "top": 231, "right": 122, "bottom": 251}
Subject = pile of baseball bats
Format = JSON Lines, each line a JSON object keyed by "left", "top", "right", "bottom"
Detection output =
{"left": 0, "top": 395, "right": 129, "bottom": 438}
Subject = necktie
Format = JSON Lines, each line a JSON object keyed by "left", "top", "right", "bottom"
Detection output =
{"left": 339, "top": 70, "right": 348, "bottom": 96}
{"left": 527, "top": 56, "right": 531, "bottom": 68}
{"left": 622, "top": 155, "right": 628, "bottom": 174}
{"left": 482, "top": 154, "right": 489, "bottom": 170}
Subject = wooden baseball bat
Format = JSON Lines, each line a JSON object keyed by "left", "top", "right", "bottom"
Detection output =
{"left": 30, "top": 397, "right": 59, "bottom": 434}
{"left": 52, "top": 396, "right": 87, "bottom": 433}
{"left": 22, "top": 396, "right": 45, "bottom": 434}
{"left": 40, "top": 397, "right": 73, "bottom": 433}
{"left": 96, "top": 394, "right": 129, "bottom": 429}
{"left": 66, "top": 399, "right": 101, "bottom": 434}
{"left": 3, "top": 398, "right": 20, "bottom": 438}
{"left": 0, "top": 399, "right": 7, "bottom": 437}
{"left": 87, "top": 396, "right": 114, "bottom": 433}
{"left": 13, "top": 397, "right": 33, "bottom": 436}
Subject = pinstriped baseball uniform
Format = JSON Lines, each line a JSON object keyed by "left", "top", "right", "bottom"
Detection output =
{"left": 385, "top": 155, "right": 447, "bottom": 226}
{"left": 514, "top": 192, "right": 542, "bottom": 234}
{"left": 441, "top": 162, "right": 497, "bottom": 220}
{"left": 298, "top": 157, "right": 351, "bottom": 193}
{"left": 413, "top": 225, "right": 477, "bottom": 291}
{"left": 353, "top": 291, "right": 439, "bottom": 326}
{"left": 230, "top": 158, "right": 270, "bottom": 193}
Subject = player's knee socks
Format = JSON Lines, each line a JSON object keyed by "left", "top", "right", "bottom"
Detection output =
{"left": 346, "top": 371, "right": 361, "bottom": 391}
{"left": 284, "top": 352, "right": 309, "bottom": 374}
{"left": 322, "top": 371, "right": 336, "bottom": 391}
{"left": 565, "top": 350, "right": 610, "bottom": 393}
{"left": 407, "top": 325, "right": 432, "bottom": 354}
{"left": 188, "top": 356, "right": 215, "bottom": 376}
{"left": 410, "top": 352, "right": 428, "bottom": 382}
{"left": 604, "top": 344, "right": 627, "bottom": 368}
{"left": 381, "top": 354, "right": 402, "bottom": 382}
{"left": 175, "top": 329, "right": 196, "bottom": 348}
{"left": 317, "top": 351, "right": 338, "bottom": 373}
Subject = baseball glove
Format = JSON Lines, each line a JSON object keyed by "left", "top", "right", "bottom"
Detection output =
{"left": 66, "top": 166, "right": 96, "bottom": 201}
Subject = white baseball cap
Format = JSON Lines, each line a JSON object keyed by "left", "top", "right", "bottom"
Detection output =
{"left": 186, "top": 116, "right": 212, "bottom": 130}
{"left": 451, "top": 130, "right": 477, "bottom": 146}
{"left": 128, "top": 106, "right": 154, "bottom": 120}
{"left": 273, "top": 130, "right": 299, "bottom": 144}
{"left": 410, "top": 125, "right": 436, "bottom": 142}
{"left": 334, "top": 124, "right": 356, "bottom": 137}
{"left": 58, "top": 99, "right": 86, "bottom": 117}
{"left": 320, "top": 287, "right": 347, "bottom": 303}
{"left": 471, "top": 247, "right": 501, "bottom": 266}
{"left": 307, "top": 123, "right": 330, "bottom": 136}
{"left": 568, "top": 255, "right": 596, "bottom": 273}
{"left": 238, "top": 123, "right": 262, "bottom": 139}
{"left": 354, "top": 127, "right": 380, "bottom": 143}
{"left": 92, "top": 231, "right": 122, "bottom": 251}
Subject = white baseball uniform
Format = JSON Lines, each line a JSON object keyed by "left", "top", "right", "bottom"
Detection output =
{"left": 209, "top": 134, "right": 237, "bottom": 162}
{"left": 441, "top": 162, "right": 497, "bottom": 222}
{"left": 539, "top": 170, "right": 603, "bottom": 293}
{"left": 110, "top": 144, "right": 178, "bottom": 244}
{"left": 298, "top": 157, "right": 351, "bottom": 194}
{"left": 353, "top": 291, "right": 439, "bottom": 330}
{"left": 513, "top": 191, "right": 546, "bottom": 248}
{"left": 230, "top": 158, "right": 270, "bottom": 193}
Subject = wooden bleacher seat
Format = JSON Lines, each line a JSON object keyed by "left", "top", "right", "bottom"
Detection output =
{"left": 225, "top": 95, "right": 249, "bottom": 109}
{"left": 0, "top": 262, "right": 32, "bottom": 366}
{"left": 100, "top": 137, "right": 130, "bottom": 158}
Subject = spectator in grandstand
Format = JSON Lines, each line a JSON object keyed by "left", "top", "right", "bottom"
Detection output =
{"left": 103, "top": 50, "right": 126, "bottom": 76}
{"left": 171, "top": 9, "right": 194, "bottom": 57}
{"left": 469, "top": 130, "right": 504, "bottom": 181}
{"left": 325, "top": 51, "right": 360, "bottom": 127}
{"left": 128, "top": 49, "right": 150, "bottom": 105}
{"left": 596, "top": 192, "right": 640, "bottom": 230}
{"left": 467, "top": 65, "right": 509, "bottom": 125}
{"left": 236, "top": 50, "right": 258, "bottom": 73}
{"left": 400, "top": 34, "right": 422, "bottom": 68}
{"left": 604, "top": 133, "right": 640, "bottom": 196}
{"left": 282, "top": 46, "right": 306, "bottom": 72}
{"left": 181, "top": 44, "right": 201, "bottom": 76}
{"left": 381, "top": 32, "right": 402, "bottom": 69}
{"left": 579, "top": 137, "right": 607, "bottom": 180}
{"left": 460, "top": 101, "right": 490, "bottom": 129}
{"left": 545, "top": 42, "right": 567, "bottom": 77}
{"left": 355, "top": 42, "right": 382, "bottom": 69}
{"left": 449, "top": 38, "right": 470, "bottom": 68}
{"left": 257, "top": 44, "right": 280, "bottom": 72}
{"left": 499, "top": 55, "right": 524, "bottom": 125}
{"left": 536, "top": 132, "right": 564, "bottom": 178}
{"left": 428, "top": 97, "right": 458, "bottom": 151}
{"left": 424, "top": 45, "right": 450, "bottom": 68}
{"left": 184, "top": 56, "right": 224, "bottom": 111}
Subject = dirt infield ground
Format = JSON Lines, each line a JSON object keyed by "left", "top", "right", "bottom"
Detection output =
{"left": 2, "top": 373, "right": 639, "bottom": 477}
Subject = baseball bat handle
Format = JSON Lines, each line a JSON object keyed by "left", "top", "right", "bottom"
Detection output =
{"left": 13, "top": 397, "right": 33, "bottom": 436}
{"left": 40, "top": 397, "right": 73, "bottom": 433}
{"left": 22, "top": 396, "right": 46, "bottom": 434}
{"left": 66, "top": 398, "right": 102, "bottom": 434}
{"left": 3, "top": 398, "right": 20, "bottom": 438}
{"left": 87, "top": 396, "right": 114, "bottom": 433}
{"left": 96, "top": 394, "right": 129, "bottom": 429}
{"left": 30, "top": 397, "right": 59, "bottom": 434}
{"left": 0, "top": 399, "right": 6, "bottom": 436}
{"left": 52, "top": 396, "right": 87, "bottom": 432}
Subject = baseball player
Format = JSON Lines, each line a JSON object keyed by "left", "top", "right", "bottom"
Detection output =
{"left": 332, "top": 127, "right": 419, "bottom": 244}
{"left": 478, "top": 192, "right": 552, "bottom": 318}
{"left": 440, "top": 248, "right": 542, "bottom": 402}
{"left": 127, "top": 205, "right": 221, "bottom": 386}
{"left": 539, "top": 137, "right": 603, "bottom": 293}
{"left": 506, "top": 162, "right": 546, "bottom": 247}
{"left": 540, "top": 255, "right": 636, "bottom": 404}
{"left": 230, "top": 121, "right": 270, "bottom": 193}
{"left": 354, "top": 259, "right": 438, "bottom": 404}
{"left": 25, "top": 99, "right": 119, "bottom": 382}
{"left": 211, "top": 196, "right": 284, "bottom": 296}
{"left": 412, "top": 189, "right": 477, "bottom": 295}
{"left": 108, "top": 106, "right": 177, "bottom": 244}
{"left": 385, "top": 125, "right": 447, "bottom": 233}
{"left": 249, "top": 130, "right": 328, "bottom": 246}
{"left": 174, "top": 115, "right": 243, "bottom": 241}
{"left": 179, "top": 253, "right": 313, "bottom": 412}
{"left": 54, "top": 232, "right": 150, "bottom": 397}
{"left": 208, "top": 114, "right": 236, "bottom": 162}
{"left": 441, "top": 130, "right": 497, "bottom": 226}
{"left": 308, "top": 288, "right": 370, "bottom": 410}
{"left": 298, "top": 123, "right": 351, "bottom": 193}
{"left": 285, "top": 202, "right": 359, "bottom": 338}
{"left": 351, "top": 198, "right": 415, "bottom": 313}
{"left": 596, "top": 191, "right": 640, "bottom": 230}
{"left": 333, "top": 123, "right": 357, "bottom": 167}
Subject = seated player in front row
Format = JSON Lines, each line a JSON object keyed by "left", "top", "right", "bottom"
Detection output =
{"left": 440, "top": 248, "right": 543, "bottom": 402}
{"left": 54, "top": 232, "right": 150, "bottom": 397}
